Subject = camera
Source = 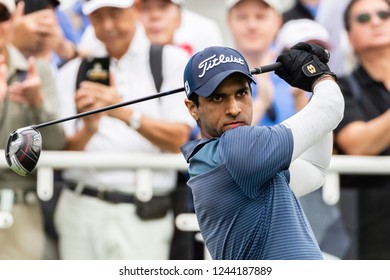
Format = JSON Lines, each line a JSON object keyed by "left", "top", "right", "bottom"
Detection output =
{"left": 76, "top": 57, "right": 110, "bottom": 89}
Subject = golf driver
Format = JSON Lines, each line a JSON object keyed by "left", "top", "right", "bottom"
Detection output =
{"left": 4, "top": 62, "right": 282, "bottom": 176}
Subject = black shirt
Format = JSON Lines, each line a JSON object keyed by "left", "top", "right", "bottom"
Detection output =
{"left": 283, "top": 1, "right": 315, "bottom": 23}
{"left": 335, "top": 65, "right": 390, "bottom": 259}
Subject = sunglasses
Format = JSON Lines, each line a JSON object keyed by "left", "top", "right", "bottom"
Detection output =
{"left": 354, "top": 10, "right": 390, "bottom": 24}
{"left": 0, "top": 8, "right": 11, "bottom": 23}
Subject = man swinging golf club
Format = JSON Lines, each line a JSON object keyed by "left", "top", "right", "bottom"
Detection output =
{"left": 180, "top": 44, "right": 344, "bottom": 259}
{"left": 4, "top": 40, "right": 342, "bottom": 259}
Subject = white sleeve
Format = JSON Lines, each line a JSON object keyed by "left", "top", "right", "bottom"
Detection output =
{"left": 282, "top": 80, "right": 344, "bottom": 197}
{"left": 289, "top": 132, "right": 333, "bottom": 197}
{"left": 282, "top": 80, "right": 344, "bottom": 160}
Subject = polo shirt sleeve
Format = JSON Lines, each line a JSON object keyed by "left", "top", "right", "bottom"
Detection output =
{"left": 219, "top": 125, "right": 293, "bottom": 198}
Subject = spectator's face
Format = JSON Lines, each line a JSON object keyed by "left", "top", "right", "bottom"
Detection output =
{"left": 347, "top": 0, "right": 390, "bottom": 54}
{"left": 0, "top": 4, "right": 13, "bottom": 53}
{"left": 140, "top": 0, "right": 181, "bottom": 45}
{"left": 185, "top": 73, "right": 253, "bottom": 139}
{"left": 89, "top": 6, "right": 138, "bottom": 59}
{"left": 227, "top": 0, "right": 282, "bottom": 54}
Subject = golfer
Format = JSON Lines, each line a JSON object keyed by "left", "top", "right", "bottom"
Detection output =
{"left": 181, "top": 43, "right": 344, "bottom": 260}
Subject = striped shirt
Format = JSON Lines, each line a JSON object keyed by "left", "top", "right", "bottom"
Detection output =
{"left": 181, "top": 124, "right": 323, "bottom": 260}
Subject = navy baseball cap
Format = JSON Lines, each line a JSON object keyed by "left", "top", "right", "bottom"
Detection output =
{"left": 183, "top": 46, "right": 256, "bottom": 98}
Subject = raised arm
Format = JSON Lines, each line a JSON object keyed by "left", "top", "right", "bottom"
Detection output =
{"left": 275, "top": 43, "right": 344, "bottom": 197}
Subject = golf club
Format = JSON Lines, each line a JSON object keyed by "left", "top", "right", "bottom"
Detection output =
{"left": 4, "top": 62, "right": 282, "bottom": 176}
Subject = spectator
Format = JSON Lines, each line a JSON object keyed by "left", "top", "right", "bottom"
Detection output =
{"left": 274, "top": 18, "right": 330, "bottom": 109}
{"left": 12, "top": 0, "right": 79, "bottom": 69}
{"left": 334, "top": 0, "right": 390, "bottom": 259}
{"left": 284, "top": 0, "right": 354, "bottom": 76}
{"left": 82, "top": 0, "right": 225, "bottom": 57}
{"left": 226, "top": 0, "right": 301, "bottom": 126}
{"left": 140, "top": 0, "right": 182, "bottom": 46}
{"left": 174, "top": 5, "right": 224, "bottom": 55}
{"left": 60, "top": 0, "right": 91, "bottom": 44}
{"left": 316, "top": 0, "right": 355, "bottom": 76}
{"left": 0, "top": 0, "right": 66, "bottom": 259}
{"left": 54, "top": 0, "right": 195, "bottom": 260}
{"left": 139, "top": 0, "right": 204, "bottom": 260}
{"left": 283, "top": 0, "right": 321, "bottom": 23}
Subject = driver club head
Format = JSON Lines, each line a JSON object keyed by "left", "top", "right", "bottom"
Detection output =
{"left": 4, "top": 127, "right": 42, "bottom": 176}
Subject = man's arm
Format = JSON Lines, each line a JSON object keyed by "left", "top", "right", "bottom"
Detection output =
{"left": 288, "top": 132, "right": 333, "bottom": 197}
{"left": 283, "top": 79, "right": 343, "bottom": 160}
{"left": 274, "top": 43, "right": 344, "bottom": 196}
{"left": 283, "top": 79, "right": 343, "bottom": 197}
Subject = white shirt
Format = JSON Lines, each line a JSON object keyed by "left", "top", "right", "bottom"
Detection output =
{"left": 58, "top": 25, "right": 194, "bottom": 193}
{"left": 174, "top": 9, "right": 224, "bottom": 54}
{"left": 78, "top": 10, "right": 224, "bottom": 56}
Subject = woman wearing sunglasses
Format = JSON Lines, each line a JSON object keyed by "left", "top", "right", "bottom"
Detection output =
{"left": 334, "top": 0, "right": 390, "bottom": 260}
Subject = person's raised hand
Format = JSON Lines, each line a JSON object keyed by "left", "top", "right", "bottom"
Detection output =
{"left": 20, "top": 57, "right": 43, "bottom": 108}
{"left": 275, "top": 42, "right": 336, "bottom": 92}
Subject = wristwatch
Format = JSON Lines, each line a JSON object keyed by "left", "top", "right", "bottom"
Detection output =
{"left": 128, "top": 111, "right": 142, "bottom": 130}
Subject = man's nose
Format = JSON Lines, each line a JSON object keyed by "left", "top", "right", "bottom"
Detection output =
{"left": 101, "top": 17, "right": 115, "bottom": 31}
{"left": 226, "top": 99, "right": 241, "bottom": 116}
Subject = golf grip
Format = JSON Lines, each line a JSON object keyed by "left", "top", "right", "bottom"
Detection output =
{"left": 251, "top": 62, "right": 282, "bottom": 75}
{"left": 34, "top": 62, "right": 283, "bottom": 129}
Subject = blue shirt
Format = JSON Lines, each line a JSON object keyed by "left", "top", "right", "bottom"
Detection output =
{"left": 181, "top": 125, "right": 323, "bottom": 260}
{"left": 252, "top": 73, "right": 296, "bottom": 126}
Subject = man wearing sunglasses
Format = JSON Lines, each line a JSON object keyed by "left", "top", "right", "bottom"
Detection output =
{"left": 0, "top": 0, "right": 66, "bottom": 259}
{"left": 334, "top": 0, "right": 390, "bottom": 260}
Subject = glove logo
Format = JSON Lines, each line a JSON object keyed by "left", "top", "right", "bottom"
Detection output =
{"left": 307, "top": 64, "right": 317, "bottom": 74}
{"left": 184, "top": 81, "right": 191, "bottom": 96}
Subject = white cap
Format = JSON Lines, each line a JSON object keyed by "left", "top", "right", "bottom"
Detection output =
{"left": 226, "top": 0, "right": 281, "bottom": 13}
{"left": 170, "top": 0, "right": 182, "bottom": 5}
{"left": 82, "top": 0, "right": 134, "bottom": 15}
{"left": 142, "top": 0, "right": 182, "bottom": 5}
{"left": 275, "top": 19, "right": 331, "bottom": 54}
{"left": 0, "top": 0, "right": 15, "bottom": 13}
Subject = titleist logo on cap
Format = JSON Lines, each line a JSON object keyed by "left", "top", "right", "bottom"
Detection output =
{"left": 198, "top": 54, "right": 245, "bottom": 78}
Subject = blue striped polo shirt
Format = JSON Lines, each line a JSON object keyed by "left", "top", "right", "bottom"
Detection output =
{"left": 181, "top": 124, "right": 323, "bottom": 260}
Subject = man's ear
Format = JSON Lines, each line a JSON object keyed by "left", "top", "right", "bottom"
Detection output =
{"left": 184, "top": 99, "right": 199, "bottom": 121}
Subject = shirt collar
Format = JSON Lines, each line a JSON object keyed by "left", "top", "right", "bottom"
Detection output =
{"left": 6, "top": 44, "right": 28, "bottom": 82}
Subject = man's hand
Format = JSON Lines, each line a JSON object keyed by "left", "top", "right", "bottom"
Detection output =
{"left": 8, "top": 57, "right": 43, "bottom": 108}
{"left": 275, "top": 42, "right": 336, "bottom": 92}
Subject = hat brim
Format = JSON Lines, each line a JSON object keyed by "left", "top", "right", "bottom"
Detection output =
{"left": 0, "top": 0, "right": 15, "bottom": 13}
{"left": 82, "top": 0, "right": 134, "bottom": 15}
{"left": 195, "top": 70, "right": 256, "bottom": 98}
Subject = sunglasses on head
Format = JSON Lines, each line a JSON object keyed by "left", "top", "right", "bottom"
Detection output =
{"left": 0, "top": 7, "right": 11, "bottom": 23}
{"left": 354, "top": 10, "right": 390, "bottom": 24}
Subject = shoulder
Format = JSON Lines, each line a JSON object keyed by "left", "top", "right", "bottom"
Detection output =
{"left": 181, "top": 138, "right": 218, "bottom": 162}
{"left": 58, "top": 57, "right": 83, "bottom": 76}
{"left": 219, "top": 125, "right": 293, "bottom": 157}
{"left": 34, "top": 58, "right": 53, "bottom": 75}
{"left": 336, "top": 67, "right": 367, "bottom": 98}
{"left": 161, "top": 44, "right": 190, "bottom": 75}
{"left": 6, "top": 44, "right": 28, "bottom": 70}
{"left": 221, "top": 125, "right": 289, "bottom": 141}
{"left": 181, "top": 9, "right": 220, "bottom": 29}
{"left": 162, "top": 44, "right": 190, "bottom": 62}
{"left": 176, "top": 9, "right": 224, "bottom": 48}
